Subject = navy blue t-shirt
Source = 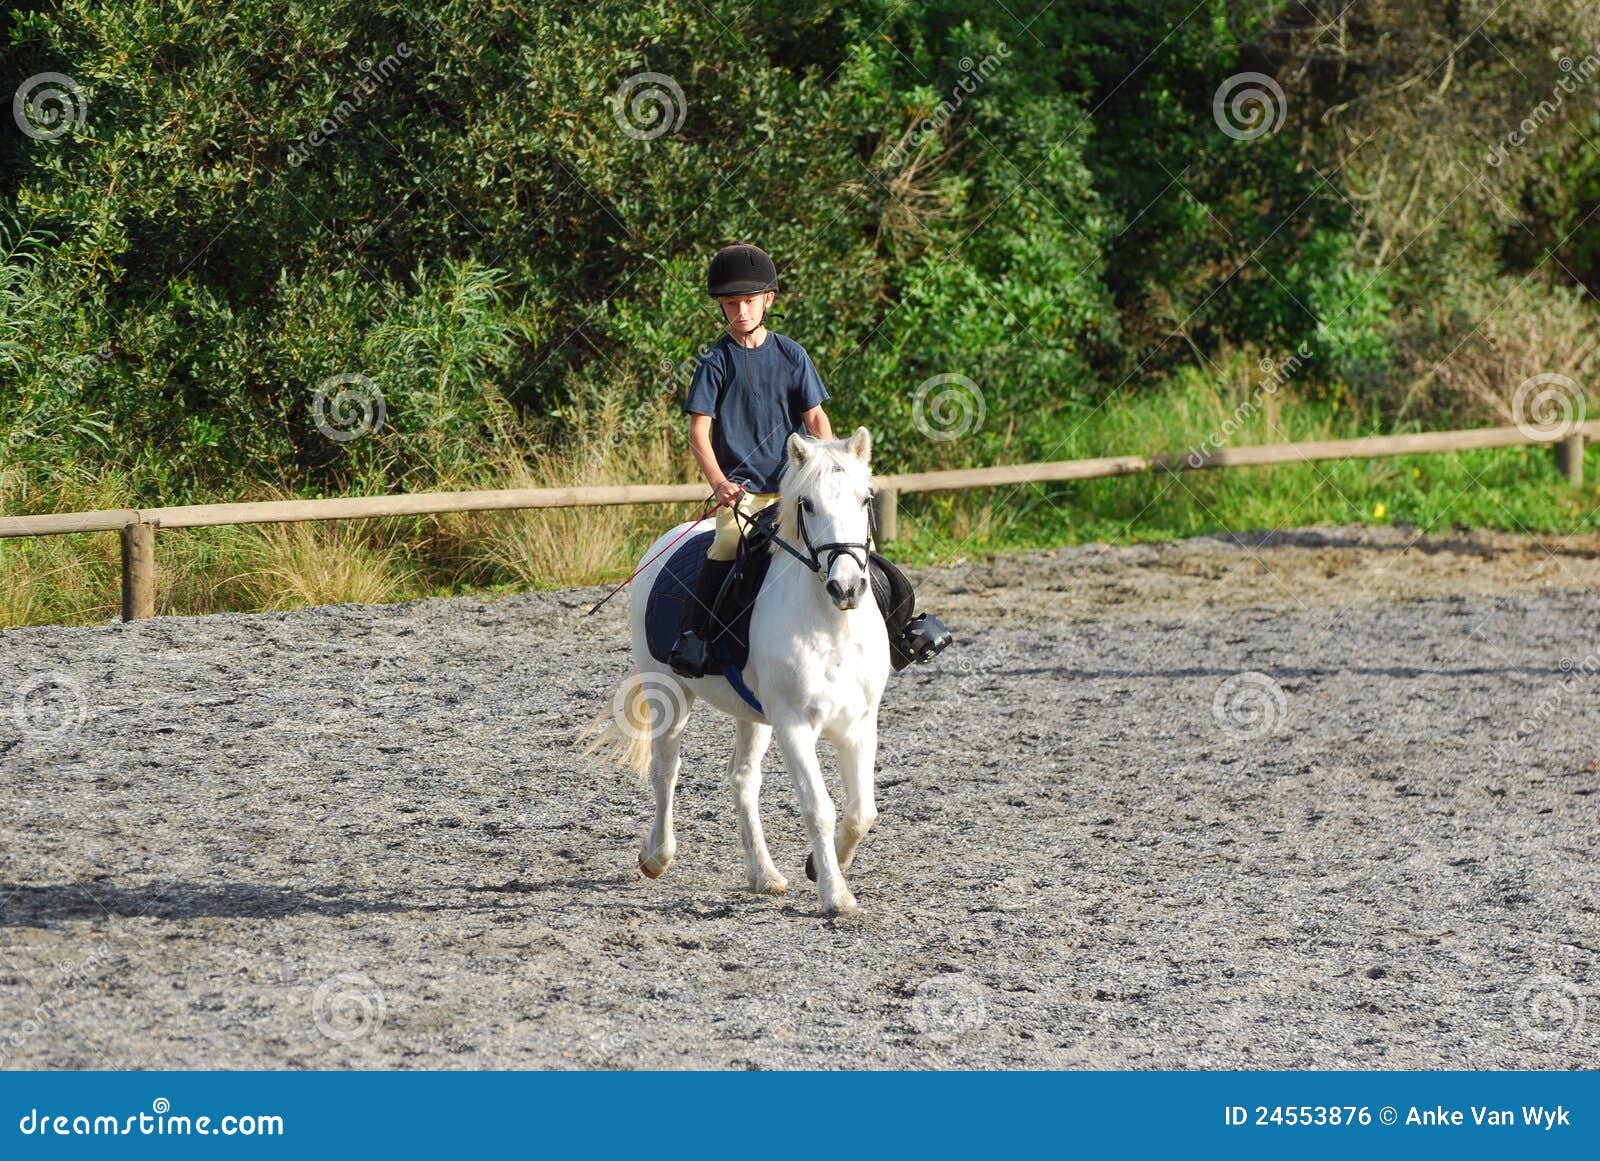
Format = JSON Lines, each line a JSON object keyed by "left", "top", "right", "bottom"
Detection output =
{"left": 683, "top": 331, "right": 829, "bottom": 493}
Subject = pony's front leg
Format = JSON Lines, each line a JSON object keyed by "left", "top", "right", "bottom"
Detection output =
{"left": 729, "top": 719, "right": 786, "bottom": 894}
{"left": 639, "top": 678, "right": 692, "bottom": 879}
{"left": 774, "top": 719, "right": 856, "bottom": 916}
{"left": 832, "top": 713, "right": 879, "bottom": 872}
{"left": 806, "top": 715, "right": 880, "bottom": 882}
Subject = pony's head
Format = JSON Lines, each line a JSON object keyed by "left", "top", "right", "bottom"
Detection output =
{"left": 778, "top": 426, "right": 874, "bottom": 611}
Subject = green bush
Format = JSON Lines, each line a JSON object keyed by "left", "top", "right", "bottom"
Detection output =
{"left": 2, "top": 0, "right": 1597, "bottom": 511}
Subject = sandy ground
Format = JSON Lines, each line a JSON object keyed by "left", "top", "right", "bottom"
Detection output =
{"left": 1, "top": 522, "right": 1597, "bottom": 1069}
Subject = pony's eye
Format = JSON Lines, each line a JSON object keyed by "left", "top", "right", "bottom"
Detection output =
{"left": 800, "top": 498, "right": 813, "bottom": 514}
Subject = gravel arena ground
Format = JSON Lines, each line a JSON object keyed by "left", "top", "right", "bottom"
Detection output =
{"left": 2, "top": 523, "right": 1597, "bottom": 1070}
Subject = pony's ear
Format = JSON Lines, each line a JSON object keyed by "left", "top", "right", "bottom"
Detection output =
{"left": 845, "top": 425, "right": 871, "bottom": 463}
{"left": 787, "top": 431, "right": 812, "bottom": 465}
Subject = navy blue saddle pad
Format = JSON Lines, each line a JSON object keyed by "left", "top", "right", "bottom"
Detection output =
{"left": 644, "top": 530, "right": 761, "bottom": 672}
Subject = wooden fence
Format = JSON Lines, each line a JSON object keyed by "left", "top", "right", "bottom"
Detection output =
{"left": 0, "top": 422, "right": 1593, "bottom": 621}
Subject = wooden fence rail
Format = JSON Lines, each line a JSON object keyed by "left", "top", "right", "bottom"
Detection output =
{"left": 1, "top": 422, "right": 1594, "bottom": 621}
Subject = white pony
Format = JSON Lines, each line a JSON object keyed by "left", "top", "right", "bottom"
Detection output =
{"left": 578, "top": 427, "right": 890, "bottom": 916}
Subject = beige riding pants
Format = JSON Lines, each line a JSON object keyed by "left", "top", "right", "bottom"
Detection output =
{"left": 707, "top": 490, "right": 781, "bottom": 561}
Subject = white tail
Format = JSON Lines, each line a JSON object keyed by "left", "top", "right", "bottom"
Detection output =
{"left": 573, "top": 671, "right": 652, "bottom": 780}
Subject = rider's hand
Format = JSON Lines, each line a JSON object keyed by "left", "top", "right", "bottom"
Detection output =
{"left": 712, "top": 479, "right": 745, "bottom": 509}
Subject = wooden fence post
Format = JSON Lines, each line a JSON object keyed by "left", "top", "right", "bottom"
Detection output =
{"left": 120, "top": 522, "right": 155, "bottom": 621}
{"left": 1555, "top": 433, "right": 1585, "bottom": 487}
{"left": 874, "top": 486, "right": 898, "bottom": 544}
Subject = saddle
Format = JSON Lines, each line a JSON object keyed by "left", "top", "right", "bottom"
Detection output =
{"left": 644, "top": 507, "right": 951, "bottom": 674}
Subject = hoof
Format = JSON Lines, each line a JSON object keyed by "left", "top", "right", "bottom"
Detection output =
{"left": 822, "top": 892, "right": 859, "bottom": 918}
{"left": 638, "top": 846, "right": 674, "bottom": 879}
{"left": 749, "top": 873, "right": 790, "bottom": 895}
{"left": 805, "top": 853, "right": 816, "bottom": 882}
{"left": 639, "top": 832, "right": 675, "bottom": 879}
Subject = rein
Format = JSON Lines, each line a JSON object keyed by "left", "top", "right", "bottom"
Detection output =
{"left": 584, "top": 493, "right": 721, "bottom": 616}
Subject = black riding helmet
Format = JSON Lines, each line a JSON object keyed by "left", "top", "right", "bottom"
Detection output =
{"left": 706, "top": 243, "right": 778, "bottom": 297}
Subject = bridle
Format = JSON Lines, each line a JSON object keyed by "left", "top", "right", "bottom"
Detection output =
{"left": 798, "top": 492, "right": 875, "bottom": 578}
{"left": 732, "top": 482, "right": 876, "bottom": 580}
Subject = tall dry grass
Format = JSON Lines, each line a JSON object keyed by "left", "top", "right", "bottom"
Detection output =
{"left": 0, "top": 397, "right": 710, "bottom": 628}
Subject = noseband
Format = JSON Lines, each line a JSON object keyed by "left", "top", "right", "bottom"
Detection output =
{"left": 796, "top": 499, "right": 873, "bottom": 579}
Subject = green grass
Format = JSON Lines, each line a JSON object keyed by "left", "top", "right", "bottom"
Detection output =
{"left": 881, "top": 370, "right": 1600, "bottom": 566}
{"left": 888, "top": 441, "right": 1600, "bottom": 569}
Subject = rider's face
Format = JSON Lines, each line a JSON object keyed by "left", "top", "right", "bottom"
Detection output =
{"left": 718, "top": 291, "right": 773, "bottom": 333}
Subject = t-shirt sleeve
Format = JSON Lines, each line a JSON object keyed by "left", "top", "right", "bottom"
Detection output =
{"left": 683, "top": 349, "right": 722, "bottom": 416}
{"left": 795, "top": 345, "right": 828, "bottom": 410}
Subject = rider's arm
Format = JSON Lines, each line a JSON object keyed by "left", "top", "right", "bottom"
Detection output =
{"left": 801, "top": 405, "right": 833, "bottom": 440}
{"left": 689, "top": 413, "right": 742, "bottom": 506}
{"left": 687, "top": 413, "right": 725, "bottom": 487}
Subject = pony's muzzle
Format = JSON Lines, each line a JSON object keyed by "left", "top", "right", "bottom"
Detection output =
{"left": 826, "top": 573, "right": 867, "bottom": 610}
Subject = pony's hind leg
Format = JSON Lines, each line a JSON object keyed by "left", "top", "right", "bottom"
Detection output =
{"left": 639, "top": 674, "right": 692, "bottom": 880}
{"left": 729, "top": 719, "right": 786, "bottom": 894}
